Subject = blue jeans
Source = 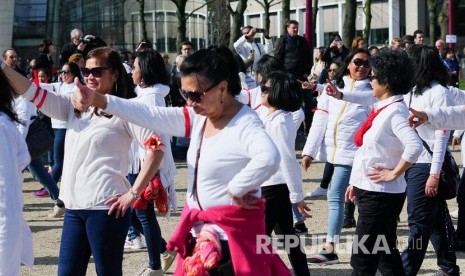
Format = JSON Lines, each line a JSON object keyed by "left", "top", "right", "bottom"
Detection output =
{"left": 127, "top": 173, "right": 165, "bottom": 270}
{"left": 402, "top": 163, "right": 460, "bottom": 276}
{"left": 58, "top": 209, "right": 130, "bottom": 276}
{"left": 327, "top": 164, "right": 352, "bottom": 243}
{"left": 51, "top": 128, "right": 66, "bottom": 183}
{"left": 292, "top": 204, "right": 305, "bottom": 224}
{"left": 28, "top": 156, "right": 60, "bottom": 202}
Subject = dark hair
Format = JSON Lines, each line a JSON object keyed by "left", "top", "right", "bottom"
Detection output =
{"left": 62, "top": 62, "right": 83, "bottom": 84}
{"left": 86, "top": 47, "right": 129, "bottom": 99}
{"left": 233, "top": 54, "right": 247, "bottom": 74}
{"left": 286, "top": 20, "right": 299, "bottom": 27}
{"left": 407, "top": 45, "right": 449, "bottom": 95}
{"left": 39, "top": 39, "right": 53, "bottom": 54}
{"left": 120, "top": 50, "right": 134, "bottom": 63}
{"left": 137, "top": 39, "right": 153, "bottom": 51}
{"left": 334, "top": 48, "right": 371, "bottom": 88}
{"left": 180, "top": 44, "right": 241, "bottom": 96}
{"left": 256, "top": 54, "right": 283, "bottom": 84}
{"left": 413, "top": 30, "right": 424, "bottom": 39}
{"left": 180, "top": 41, "right": 193, "bottom": 48}
{"left": 0, "top": 70, "right": 20, "bottom": 123}
{"left": 402, "top": 35, "right": 414, "bottom": 47}
{"left": 136, "top": 49, "right": 170, "bottom": 86}
{"left": 38, "top": 67, "right": 51, "bottom": 82}
{"left": 266, "top": 71, "right": 302, "bottom": 112}
{"left": 370, "top": 50, "right": 414, "bottom": 95}
{"left": 2, "top": 48, "right": 14, "bottom": 58}
{"left": 315, "top": 47, "right": 326, "bottom": 62}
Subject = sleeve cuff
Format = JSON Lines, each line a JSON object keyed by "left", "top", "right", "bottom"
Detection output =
{"left": 289, "top": 192, "right": 304, "bottom": 204}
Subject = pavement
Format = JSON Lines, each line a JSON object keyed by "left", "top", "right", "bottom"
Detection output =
{"left": 19, "top": 149, "right": 464, "bottom": 275}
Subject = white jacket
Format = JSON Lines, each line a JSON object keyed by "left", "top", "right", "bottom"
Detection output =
{"left": 302, "top": 76, "right": 371, "bottom": 165}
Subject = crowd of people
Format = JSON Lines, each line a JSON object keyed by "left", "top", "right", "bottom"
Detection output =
{"left": 0, "top": 21, "right": 464, "bottom": 276}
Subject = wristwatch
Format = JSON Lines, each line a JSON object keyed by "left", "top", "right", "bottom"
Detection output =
{"left": 129, "top": 189, "right": 141, "bottom": 200}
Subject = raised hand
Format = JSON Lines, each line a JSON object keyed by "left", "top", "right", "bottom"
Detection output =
{"left": 325, "top": 80, "right": 342, "bottom": 99}
{"left": 408, "top": 107, "right": 429, "bottom": 129}
{"left": 73, "top": 77, "right": 94, "bottom": 111}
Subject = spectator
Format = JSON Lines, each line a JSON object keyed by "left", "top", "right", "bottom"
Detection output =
{"left": 162, "top": 53, "right": 172, "bottom": 74}
{"left": 2, "top": 48, "right": 27, "bottom": 76}
{"left": 60, "top": 28, "right": 83, "bottom": 66}
{"left": 435, "top": 39, "right": 446, "bottom": 57}
{"left": 351, "top": 36, "right": 367, "bottom": 50}
{"left": 443, "top": 47, "right": 461, "bottom": 87}
{"left": 274, "top": 20, "right": 311, "bottom": 80}
{"left": 34, "top": 39, "right": 57, "bottom": 80}
{"left": 402, "top": 35, "right": 414, "bottom": 49}
{"left": 180, "top": 41, "right": 194, "bottom": 56}
{"left": 120, "top": 50, "right": 135, "bottom": 74}
{"left": 68, "top": 53, "right": 85, "bottom": 68}
{"left": 323, "top": 33, "right": 350, "bottom": 64}
{"left": 233, "top": 25, "right": 274, "bottom": 88}
{"left": 413, "top": 30, "right": 425, "bottom": 45}
{"left": 391, "top": 37, "right": 402, "bottom": 50}
{"left": 368, "top": 46, "right": 380, "bottom": 56}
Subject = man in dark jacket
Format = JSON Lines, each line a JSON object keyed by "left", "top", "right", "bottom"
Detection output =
{"left": 274, "top": 20, "right": 311, "bottom": 81}
{"left": 60, "top": 28, "right": 83, "bottom": 66}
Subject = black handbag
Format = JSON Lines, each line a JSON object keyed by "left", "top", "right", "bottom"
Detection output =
{"left": 420, "top": 138, "right": 460, "bottom": 200}
{"left": 26, "top": 114, "right": 54, "bottom": 159}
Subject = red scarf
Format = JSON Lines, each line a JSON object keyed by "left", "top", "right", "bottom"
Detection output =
{"left": 354, "top": 99, "right": 404, "bottom": 147}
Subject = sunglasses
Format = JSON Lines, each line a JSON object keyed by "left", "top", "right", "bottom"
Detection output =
{"left": 81, "top": 67, "right": 112, "bottom": 77}
{"left": 179, "top": 81, "right": 219, "bottom": 103}
{"left": 60, "top": 70, "right": 71, "bottom": 74}
{"left": 352, "top": 58, "right": 371, "bottom": 68}
{"left": 368, "top": 75, "right": 378, "bottom": 82}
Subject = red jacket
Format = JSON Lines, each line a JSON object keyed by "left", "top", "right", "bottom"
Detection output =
{"left": 167, "top": 202, "right": 290, "bottom": 276}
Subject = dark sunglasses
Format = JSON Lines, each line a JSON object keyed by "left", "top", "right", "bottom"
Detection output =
{"left": 81, "top": 67, "right": 112, "bottom": 77}
{"left": 368, "top": 75, "right": 378, "bottom": 82}
{"left": 352, "top": 58, "right": 371, "bottom": 68}
{"left": 59, "top": 70, "right": 70, "bottom": 74}
{"left": 179, "top": 82, "right": 219, "bottom": 103}
{"left": 260, "top": 85, "right": 271, "bottom": 94}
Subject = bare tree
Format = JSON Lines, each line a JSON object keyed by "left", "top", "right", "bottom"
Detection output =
{"left": 255, "top": 0, "right": 279, "bottom": 32}
{"left": 362, "top": 0, "right": 372, "bottom": 43}
{"left": 226, "top": 0, "right": 248, "bottom": 49}
{"left": 343, "top": 0, "right": 356, "bottom": 47}
{"left": 426, "top": 0, "right": 438, "bottom": 43}
{"left": 208, "top": 1, "right": 231, "bottom": 46}
{"left": 437, "top": 0, "right": 448, "bottom": 41}
{"left": 281, "top": 0, "right": 290, "bottom": 35}
{"left": 170, "top": 0, "right": 212, "bottom": 53}
{"left": 136, "top": 0, "right": 148, "bottom": 42}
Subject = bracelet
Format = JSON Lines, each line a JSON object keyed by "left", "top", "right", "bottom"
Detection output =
{"left": 129, "top": 189, "right": 140, "bottom": 200}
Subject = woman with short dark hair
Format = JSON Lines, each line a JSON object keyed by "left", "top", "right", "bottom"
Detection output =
{"left": 344, "top": 50, "right": 422, "bottom": 274}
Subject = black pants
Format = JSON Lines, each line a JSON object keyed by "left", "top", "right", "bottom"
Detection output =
{"left": 320, "top": 162, "right": 334, "bottom": 189}
{"left": 262, "top": 184, "right": 310, "bottom": 276}
{"left": 350, "top": 187, "right": 406, "bottom": 276}
{"left": 456, "top": 169, "right": 465, "bottom": 240}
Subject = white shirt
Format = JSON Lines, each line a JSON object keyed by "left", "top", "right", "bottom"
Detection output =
{"left": 51, "top": 82, "right": 77, "bottom": 129}
{"left": 350, "top": 96, "right": 422, "bottom": 193}
{"left": 103, "top": 98, "right": 280, "bottom": 238}
{"left": 259, "top": 110, "right": 304, "bottom": 203}
{"left": 24, "top": 84, "right": 154, "bottom": 209}
{"left": 233, "top": 35, "right": 274, "bottom": 72}
{"left": 0, "top": 113, "right": 33, "bottom": 272}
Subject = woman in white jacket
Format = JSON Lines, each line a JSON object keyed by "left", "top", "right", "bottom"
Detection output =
{"left": 0, "top": 68, "right": 33, "bottom": 275}
{"left": 124, "top": 49, "right": 178, "bottom": 275}
{"left": 302, "top": 49, "right": 371, "bottom": 264}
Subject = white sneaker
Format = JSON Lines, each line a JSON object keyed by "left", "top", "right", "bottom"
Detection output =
{"left": 125, "top": 236, "right": 146, "bottom": 250}
{"left": 161, "top": 250, "right": 176, "bottom": 272}
{"left": 450, "top": 209, "right": 459, "bottom": 219}
{"left": 138, "top": 267, "right": 163, "bottom": 276}
{"left": 48, "top": 205, "right": 65, "bottom": 218}
{"left": 306, "top": 186, "right": 328, "bottom": 198}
